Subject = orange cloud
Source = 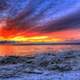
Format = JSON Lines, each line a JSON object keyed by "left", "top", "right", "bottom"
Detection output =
{"left": 0, "top": 25, "right": 80, "bottom": 42}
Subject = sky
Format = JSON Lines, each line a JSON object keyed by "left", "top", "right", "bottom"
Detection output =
{"left": 0, "top": 0, "right": 80, "bottom": 42}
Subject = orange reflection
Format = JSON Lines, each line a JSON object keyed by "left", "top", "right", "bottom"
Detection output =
{"left": 0, "top": 45, "right": 80, "bottom": 56}
{"left": 0, "top": 45, "right": 15, "bottom": 56}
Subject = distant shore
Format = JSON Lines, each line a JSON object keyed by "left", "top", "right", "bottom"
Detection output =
{"left": 0, "top": 42, "right": 80, "bottom": 45}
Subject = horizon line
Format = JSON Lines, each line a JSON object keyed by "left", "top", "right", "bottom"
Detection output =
{"left": 0, "top": 42, "right": 80, "bottom": 45}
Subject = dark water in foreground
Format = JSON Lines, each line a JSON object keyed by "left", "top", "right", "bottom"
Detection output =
{"left": 0, "top": 45, "right": 80, "bottom": 80}
{"left": 0, "top": 45, "right": 80, "bottom": 56}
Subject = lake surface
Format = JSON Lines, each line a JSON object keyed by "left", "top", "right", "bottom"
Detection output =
{"left": 0, "top": 45, "right": 80, "bottom": 56}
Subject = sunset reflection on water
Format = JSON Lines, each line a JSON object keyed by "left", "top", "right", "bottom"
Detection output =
{"left": 0, "top": 45, "right": 80, "bottom": 56}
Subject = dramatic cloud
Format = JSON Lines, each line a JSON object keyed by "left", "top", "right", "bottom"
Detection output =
{"left": 0, "top": 0, "right": 80, "bottom": 39}
{"left": 0, "top": 1, "right": 80, "bottom": 28}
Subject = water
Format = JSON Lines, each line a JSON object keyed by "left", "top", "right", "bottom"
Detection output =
{"left": 0, "top": 45, "right": 80, "bottom": 80}
{"left": 0, "top": 45, "right": 80, "bottom": 56}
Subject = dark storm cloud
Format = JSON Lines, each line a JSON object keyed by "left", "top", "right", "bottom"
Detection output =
{"left": 42, "top": 12, "right": 80, "bottom": 32}
{"left": 0, "top": 0, "right": 9, "bottom": 11}
{"left": 0, "top": 0, "right": 80, "bottom": 32}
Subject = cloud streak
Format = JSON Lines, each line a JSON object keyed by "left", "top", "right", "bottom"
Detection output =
{"left": 0, "top": 0, "right": 80, "bottom": 35}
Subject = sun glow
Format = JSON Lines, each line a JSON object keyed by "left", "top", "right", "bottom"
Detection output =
{"left": 0, "top": 27, "right": 65, "bottom": 43}
{"left": 0, "top": 35, "right": 64, "bottom": 43}
{"left": 9, "top": 36, "right": 49, "bottom": 42}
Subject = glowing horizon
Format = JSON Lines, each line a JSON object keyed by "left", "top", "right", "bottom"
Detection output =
{"left": 0, "top": 35, "right": 64, "bottom": 43}
{"left": 0, "top": 27, "right": 80, "bottom": 43}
